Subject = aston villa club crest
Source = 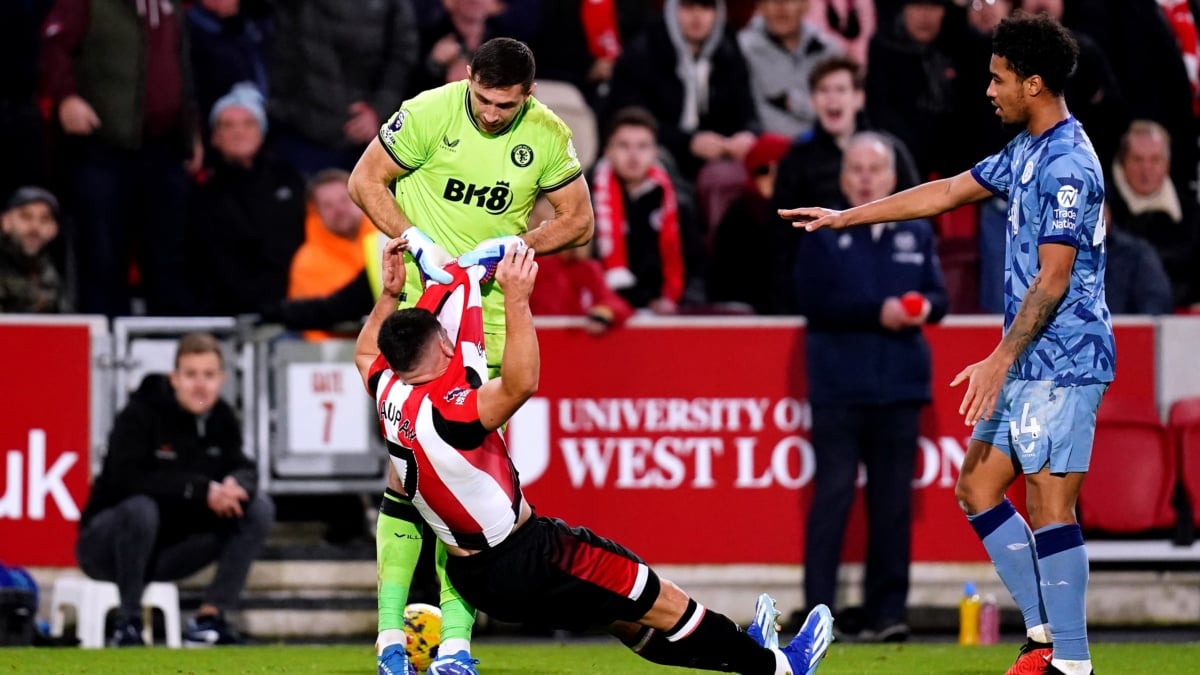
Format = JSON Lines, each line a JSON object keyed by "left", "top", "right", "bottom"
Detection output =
{"left": 511, "top": 144, "right": 534, "bottom": 167}
{"left": 1020, "top": 159, "right": 1035, "bottom": 185}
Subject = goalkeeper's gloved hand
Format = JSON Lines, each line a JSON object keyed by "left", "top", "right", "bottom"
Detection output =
{"left": 457, "top": 235, "right": 527, "bottom": 281}
{"left": 403, "top": 227, "right": 453, "bottom": 284}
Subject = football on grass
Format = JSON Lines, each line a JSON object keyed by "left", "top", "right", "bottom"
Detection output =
{"left": 403, "top": 603, "right": 442, "bottom": 671}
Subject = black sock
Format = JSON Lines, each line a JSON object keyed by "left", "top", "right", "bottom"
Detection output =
{"left": 622, "top": 600, "right": 776, "bottom": 675}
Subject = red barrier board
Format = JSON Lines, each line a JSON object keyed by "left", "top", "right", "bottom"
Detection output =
{"left": 513, "top": 321, "right": 1155, "bottom": 564}
{"left": 0, "top": 324, "right": 92, "bottom": 566}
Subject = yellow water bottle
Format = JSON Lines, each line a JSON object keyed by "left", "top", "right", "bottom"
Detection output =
{"left": 958, "top": 582, "right": 981, "bottom": 646}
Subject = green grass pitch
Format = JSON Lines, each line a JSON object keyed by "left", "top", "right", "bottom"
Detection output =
{"left": 4, "top": 641, "right": 1199, "bottom": 674}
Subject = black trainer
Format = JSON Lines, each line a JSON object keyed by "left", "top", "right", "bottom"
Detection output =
{"left": 860, "top": 620, "right": 910, "bottom": 643}
{"left": 183, "top": 612, "right": 244, "bottom": 646}
{"left": 108, "top": 616, "right": 145, "bottom": 647}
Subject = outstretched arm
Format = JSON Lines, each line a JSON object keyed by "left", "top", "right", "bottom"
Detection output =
{"left": 780, "top": 169, "right": 993, "bottom": 231}
{"left": 355, "top": 237, "right": 408, "bottom": 392}
{"left": 476, "top": 247, "right": 540, "bottom": 431}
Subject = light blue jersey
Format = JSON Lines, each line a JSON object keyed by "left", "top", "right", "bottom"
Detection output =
{"left": 970, "top": 116, "right": 1115, "bottom": 386}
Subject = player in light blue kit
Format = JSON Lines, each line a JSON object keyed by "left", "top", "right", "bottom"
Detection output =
{"left": 779, "top": 12, "right": 1109, "bottom": 675}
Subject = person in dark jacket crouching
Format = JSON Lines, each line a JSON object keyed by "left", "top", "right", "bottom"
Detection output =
{"left": 76, "top": 332, "right": 273, "bottom": 647}
{"left": 793, "top": 131, "right": 947, "bottom": 643}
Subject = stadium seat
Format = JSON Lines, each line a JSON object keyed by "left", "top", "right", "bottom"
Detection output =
{"left": 936, "top": 237, "right": 981, "bottom": 314}
{"left": 1079, "top": 398, "right": 1176, "bottom": 534}
{"left": 48, "top": 576, "right": 181, "bottom": 648}
{"left": 531, "top": 80, "right": 598, "bottom": 172}
{"left": 932, "top": 202, "right": 980, "bottom": 240}
{"left": 1168, "top": 396, "right": 1200, "bottom": 526}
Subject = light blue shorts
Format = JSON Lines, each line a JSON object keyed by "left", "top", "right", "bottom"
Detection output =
{"left": 970, "top": 377, "right": 1108, "bottom": 475}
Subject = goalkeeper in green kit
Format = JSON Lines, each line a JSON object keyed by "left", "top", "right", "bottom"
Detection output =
{"left": 347, "top": 37, "right": 594, "bottom": 675}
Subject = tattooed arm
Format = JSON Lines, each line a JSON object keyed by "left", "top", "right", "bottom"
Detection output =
{"left": 995, "top": 244, "right": 1076, "bottom": 360}
{"left": 950, "top": 243, "right": 1076, "bottom": 425}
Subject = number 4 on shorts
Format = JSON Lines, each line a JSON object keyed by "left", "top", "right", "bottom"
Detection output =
{"left": 1008, "top": 402, "right": 1041, "bottom": 439}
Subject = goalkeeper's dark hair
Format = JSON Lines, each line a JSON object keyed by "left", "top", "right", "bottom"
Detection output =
{"left": 378, "top": 308, "right": 443, "bottom": 373}
{"left": 992, "top": 11, "right": 1078, "bottom": 96}
{"left": 470, "top": 38, "right": 536, "bottom": 91}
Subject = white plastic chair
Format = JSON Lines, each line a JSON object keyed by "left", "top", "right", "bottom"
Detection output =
{"left": 48, "top": 576, "right": 182, "bottom": 648}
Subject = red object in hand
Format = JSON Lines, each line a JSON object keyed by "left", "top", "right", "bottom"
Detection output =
{"left": 900, "top": 291, "right": 925, "bottom": 318}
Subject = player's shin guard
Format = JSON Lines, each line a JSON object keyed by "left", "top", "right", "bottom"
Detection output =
{"left": 435, "top": 536, "right": 475, "bottom": 654}
{"left": 377, "top": 489, "right": 423, "bottom": 634}
{"left": 622, "top": 599, "right": 777, "bottom": 674}
{"left": 1035, "top": 524, "right": 1090, "bottom": 662}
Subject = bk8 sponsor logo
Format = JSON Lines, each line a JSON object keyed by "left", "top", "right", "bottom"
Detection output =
{"left": 443, "top": 178, "right": 514, "bottom": 215}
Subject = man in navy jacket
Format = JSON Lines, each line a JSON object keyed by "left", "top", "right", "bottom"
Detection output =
{"left": 794, "top": 132, "right": 948, "bottom": 642}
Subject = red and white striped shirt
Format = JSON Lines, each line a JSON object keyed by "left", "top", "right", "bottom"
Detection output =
{"left": 368, "top": 264, "right": 525, "bottom": 550}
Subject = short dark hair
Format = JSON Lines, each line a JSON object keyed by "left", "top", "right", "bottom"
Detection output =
{"left": 175, "top": 332, "right": 224, "bottom": 369}
{"left": 605, "top": 106, "right": 658, "bottom": 143}
{"left": 992, "top": 10, "right": 1078, "bottom": 95}
{"left": 378, "top": 308, "right": 443, "bottom": 373}
{"left": 808, "top": 56, "right": 864, "bottom": 92}
{"left": 470, "top": 37, "right": 536, "bottom": 90}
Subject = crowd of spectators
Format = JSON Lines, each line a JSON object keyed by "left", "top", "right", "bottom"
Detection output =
{"left": 3, "top": 0, "right": 1200, "bottom": 322}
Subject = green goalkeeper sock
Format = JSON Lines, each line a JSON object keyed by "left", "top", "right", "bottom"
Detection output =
{"left": 377, "top": 489, "right": 423, "bottom": 633}
{"left": 435, "top": 538, "right": 476, "bottom": 645}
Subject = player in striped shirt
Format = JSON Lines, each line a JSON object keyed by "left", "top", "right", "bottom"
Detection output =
{"left": 354, "top": 238, "right": 834, "bottom": 675}
{"left": 348, "top": 37, "right": 595, "bottom": 675}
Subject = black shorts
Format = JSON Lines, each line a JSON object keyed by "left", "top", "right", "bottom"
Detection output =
{"left": 444, "top": 514, "right": 661, "bottom": 631}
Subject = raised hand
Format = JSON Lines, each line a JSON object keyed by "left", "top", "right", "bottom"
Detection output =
{"left": 381, "top": 236, "right": 409, "bottom": 297}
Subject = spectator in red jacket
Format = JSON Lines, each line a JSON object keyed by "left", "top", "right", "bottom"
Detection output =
{"left": 39, "top": 0, "right": 201, "bottom": 316}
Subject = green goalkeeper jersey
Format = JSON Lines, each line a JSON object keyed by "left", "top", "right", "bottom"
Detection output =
{"left": 378, "top": 80, "right": 582, "bottom": 348}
